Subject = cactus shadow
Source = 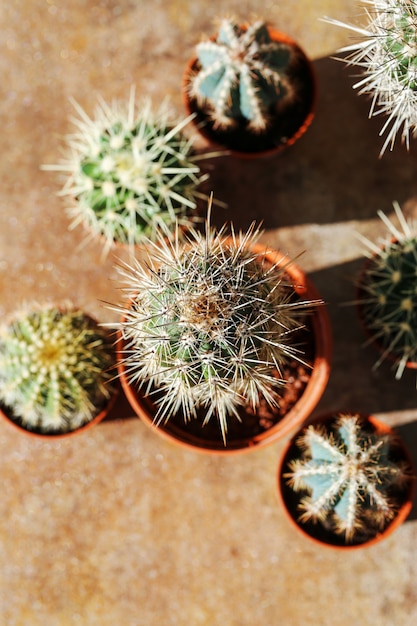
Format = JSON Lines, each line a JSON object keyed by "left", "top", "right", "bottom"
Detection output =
{"left": 207, "top": 54, "right": 417, "bottom": 232}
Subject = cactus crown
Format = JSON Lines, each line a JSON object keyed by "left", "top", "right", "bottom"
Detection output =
{"left": 285, "top": 414, "right": 410, "bottom": 541}
{"left": 43, "top": 90, "right": 208, "bottom": 253}
{"left": 189, "top": 18, "right": 294, "bottom": 132}
{"left": 0, "top": 306, "right": 115, "bottom": 434}
{"left": 114, "top": 219, "right": 319, "bottom": 444}
{"left": 324, "top": 0, "right": 417, "bottom": 154}
{"left": 357, "top": 201, "right": 417, "bottom": 379}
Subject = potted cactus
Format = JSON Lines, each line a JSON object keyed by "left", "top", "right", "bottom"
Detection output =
{"left": 278, "top": 412, "right": 415, "bottom": 548}
{"left": 356, "top": 201, "right": 417, "bottom": 379}
{"left": 43, "top": 89, "right": 217, "bottom": 255}
{"left": 113, "top": 215, "right": 332, "bottom": 453}
{"left": 324, "top": 0, "right": 417, "bottom": 155}
{"left": 183, "top": 18, "right": 316, "bottom": 157}
{"left": 0, "top": 305, "right": 117, "bottom": 437}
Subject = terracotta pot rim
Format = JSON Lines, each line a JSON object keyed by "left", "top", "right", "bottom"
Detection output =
{"left": 117, "top": 245, "right": 332, "bottom": 454}
{"left": 182, "top": 25, "right": 316, "bottom": 159}
{"left": 277, "top": 411, "right": 416, "bottom": 549}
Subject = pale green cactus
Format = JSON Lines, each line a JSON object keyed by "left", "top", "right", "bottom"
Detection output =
{"left": 357, "top": 201, "right": 417, "bottom": 379}
{"left": 285, "top": 414, "right": 410, "bottom": 541}
{"left": 0, "top": 306, "right": 115, "bottom": 434}
{"left": 324, "top": 1, "right": 417, "bottom": 155}
{"left": 189, "top": 18, "right": 295, "bottom": 132}
{"left": 43, "top": 89, "right": 211, "bottom": 254}
{"left": 113, "top": 218, "right": 320, "bottom": 444}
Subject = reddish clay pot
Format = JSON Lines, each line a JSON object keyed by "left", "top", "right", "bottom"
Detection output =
{"left": 117, "top": 244, "right": 332, "bottom": 454}
{"left": 277, "top": 412, "right": 415, "bottom": 549}
{"left": 183, "top": 26, "right": 316, "bottom": 159}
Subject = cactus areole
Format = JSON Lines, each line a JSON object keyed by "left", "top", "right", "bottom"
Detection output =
{"left": 184, "top": 20, "right": 316, "bottom": 156}
{"left": 114, "top": 223, "right": 332, "bottom": 453}
{"left": 278, "top": 413, "right": 415, "bottom": 548}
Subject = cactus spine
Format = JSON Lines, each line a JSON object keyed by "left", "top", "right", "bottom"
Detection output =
{"left": 0, "top": 307, "right": 115, "bottom": 434}
{"left": 43, "top": 89, "right": 209, "bottom": 253}
{"left": 357, "top": 201, "right": 417, "bottom": 379}
{"left": 324, "top": 1, "right": 417, "bottom": 154}
{"left": 285, "top": 414, "right": 410, "bottom": 541}
{"left": 189, "top": 19, "right": 294, "bottom": 132}
{"left": 114, "top": 220, "right": 319, "bottom": 444}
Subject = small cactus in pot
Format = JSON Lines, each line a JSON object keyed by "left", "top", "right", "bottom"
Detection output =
{"left": 280, "top": 413, "right": 414, "bottom": 547}
{"left": 113, "top": 214, "right": 330, "bottom": 451}
{"left": 0, "top": 305, "right": 116, "bottom": 436}
{"left": 184, "top": 18, "right": 315, "bottom": 155}
{"left": 356, "top": 201, "right": 417, "bottom": 379}
{"left": 324, "top": 0, "right": 417, "bottom": 155}
{"left": 43, "top": 89, "right": 215, "bottom": 255}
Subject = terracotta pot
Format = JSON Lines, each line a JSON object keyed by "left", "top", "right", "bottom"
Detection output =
{"left": 117, "top": 244, "right": 332, "bottom": 454}
{"left": 277, "top": 412, "right": 415, "bottom": 549}
{"left": 183, "top": 26, "right": 316, "bottom": 159}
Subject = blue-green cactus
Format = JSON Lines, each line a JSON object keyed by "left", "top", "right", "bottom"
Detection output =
{"left": 189, "top": 19, "right": 295, "bottom": 131}
{"left": 357, "top": 201, "right": 417, "bottom": 379}
{"left": 285, "top": 414, "right": 409, "bottom": 541}
{"left": 0, "top": 306, "right": 115, "bottom": 434}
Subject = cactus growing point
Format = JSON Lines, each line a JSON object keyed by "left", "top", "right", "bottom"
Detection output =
{"left": 0, "top": 306, "right": 115, "bottom": 434}
{"left": 113, "top": 218, "right": 321, "bottom": 444}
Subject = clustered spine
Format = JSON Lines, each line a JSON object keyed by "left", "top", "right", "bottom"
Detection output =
{"left": 114, "top": 221, "right": 318, "bottom": 444}
{"left": 189, "top": 19, "right": 294, "bottom": 132}
{"left": 285, "top": 413, "right": 410, "bottom": 540}
{"left": 0, "top": 307, "right": 115, "bottom": 434}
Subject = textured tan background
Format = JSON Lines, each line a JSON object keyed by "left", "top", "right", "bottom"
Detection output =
{"left": 1, "top": 1, "right": 417, "bottom": 625}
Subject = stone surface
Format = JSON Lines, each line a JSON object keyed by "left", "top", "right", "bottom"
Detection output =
{"left": 1, "top": 1, "right": 417, "bottom": 625}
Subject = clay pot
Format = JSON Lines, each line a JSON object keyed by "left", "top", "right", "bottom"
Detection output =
{"left": 277, "top": 412, "right": 415, "bottom": 549}
{"left": 117, "top": 244, "right": 332, "bottom": 454}
{"left": 183, "top": 26, "right": 316, "bottom": 159}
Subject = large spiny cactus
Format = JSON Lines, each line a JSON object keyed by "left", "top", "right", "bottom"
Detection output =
{"left": 43, "top": 89, "right": 211, "bottom": 254}
{"left": 285, "top": 414, "right": 410, "bottom": 541}
{"left": 357, "top": 201, "right": 417, "bottom": 379}
{"left": 0, "top": 306, "right": 115, "bottom": 434}
{"left": 189, "top": 18, "right": 295, "bottom": 132}
{"left": 114, "top": 220, "right": 319, "bottom": 444}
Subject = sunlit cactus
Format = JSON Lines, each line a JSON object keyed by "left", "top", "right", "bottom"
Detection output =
{"left": 357, "top": 201, "right": 417, "bottom": 379}
{"left": 324, "top": 1, "right": 417, "bottom": 155}
{"left": 189, "top": 18, "right": 295, "bottom": 132}
{"left": 285, "top": 413, "right": 410, "bottom": 541}
{"left": 113, "top": 217, "right": 319, "bottom": 444}
{"left": 0, "top": 306, "right": 115, "bottom": 434}
{"left": 43, "top": 89, "right": 211, "bottom": 253}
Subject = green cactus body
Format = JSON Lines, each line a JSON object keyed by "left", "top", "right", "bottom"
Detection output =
{"left": 0, "top": 307, "right": 115, "bottom": 434}
{"left": 285, "top": 414, "right": 409, "bottom": 540}
{"left": 324, "top": 1, "right": 417, "bottom": 154}
{"left": 44, "top": 91, "right": 208, "bottom": 252}
{"left": 190, "top": 19, "right": 293, "bottom": 131}
{"left": 115, "top": 223, "right": 318, "bottom": 444}
{"left": 358, "top": 202, "right": 417, "bottom": 378}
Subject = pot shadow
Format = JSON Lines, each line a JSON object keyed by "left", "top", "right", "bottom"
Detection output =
{"left": 204, "top": 54, "right": 417, "bottom": 232}
{"left": 396, "top": 421, "right": 417, "bottom": 521}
